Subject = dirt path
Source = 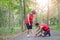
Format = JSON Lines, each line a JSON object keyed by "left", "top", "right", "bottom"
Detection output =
{"left": 8, "top": 30, "right": 60, "bottom": 40}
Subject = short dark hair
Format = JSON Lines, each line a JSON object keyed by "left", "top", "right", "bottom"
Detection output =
{"left": 35, "top": 23, "right": 39, "bottom": 26}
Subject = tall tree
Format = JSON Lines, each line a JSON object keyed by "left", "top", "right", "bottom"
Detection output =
{"left": 23, "top": 0, "right": 26, "bottom": 19}
{"left": 47, "top": 0, "right": 49, "bottom": 25}
{"left": 57, "top": 0, "right": 60, "bottom": 27}
{"left": 20, "top": 0, "right": 23, "bottom": 31}
{"left": 8, "top": 1, "right": 11, "bottom": 28}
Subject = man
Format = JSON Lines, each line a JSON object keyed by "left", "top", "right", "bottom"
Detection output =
{"left": 35, "top": 23, "right": 51, "bottom": 37}
{"left": 25, "top": 10, "right": 36, "bottom": 37}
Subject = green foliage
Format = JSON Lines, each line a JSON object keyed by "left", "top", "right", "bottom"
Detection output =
{"left": 0, "top": 0, "right": 60, "bottom": 38}
{"left": 50, "top": 25, "right": 60, "bottom": 30}
{"left": 0, "top": 27, "right": 21, "bottom": 36}
{"left": 0, "top": 9, "right": 4, "bottom": 27}
{"left": 0, "top": 37, "right": 3, "bottom": 40}
{"left": 0, "top": 0, "right": 32, "bottom": 27}
{"left": 0, "top": 27, "right": 6, "bottom": 35}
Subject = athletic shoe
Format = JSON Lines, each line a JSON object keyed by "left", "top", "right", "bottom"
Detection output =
{"left": 27, "top": 35, "right": 30, "bottom": 37}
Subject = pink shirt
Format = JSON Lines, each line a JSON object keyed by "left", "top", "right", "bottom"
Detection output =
{"left": 39, "top": 23, "right": 50, "bottom": 31}
{"left": 25, "top": 13, "right": 33, "bottom": 24}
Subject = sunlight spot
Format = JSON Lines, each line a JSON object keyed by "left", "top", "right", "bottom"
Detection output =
{"left": 29, "top": 0, "right": 52, "bottom": 13}
{"left": 44, "top": 6, "right": 48, "bottom": 11}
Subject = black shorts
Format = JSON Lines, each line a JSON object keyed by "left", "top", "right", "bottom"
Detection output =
{"left": 26, "top": 24, "right": 32, "bottom": 29}
{"left": 26, "top": 21, "right": 32, "bottom": 29}
{"left": 44, "top": 30, "right": 51, "bottom": 36}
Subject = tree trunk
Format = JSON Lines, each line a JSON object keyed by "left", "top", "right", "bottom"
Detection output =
{"left": 8, "top": 6, "right": 10, "bottom": 28}
{"left": 47, "top": 0, "right": 49, "bottom": 26}
{"left": 23, "top": 0, "right": 26, "bottom": 30}
{"left": 58, "top": 0, "right": 60, "bottom": 27}
{"left": 11, "top": 13, "right": 15, "bottom": 34}
{"left": 20, "top": 0, "right": 23, "bottom": 32}
{"left": 23, "top": 0, "right": 26, "bottom": 19}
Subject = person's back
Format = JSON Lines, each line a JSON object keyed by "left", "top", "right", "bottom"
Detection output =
{"left": 40, "top": 23, "right": 50, "bottom": 31}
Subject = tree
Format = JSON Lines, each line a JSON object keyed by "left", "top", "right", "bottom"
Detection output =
{"left": 47, "top": 0, "right": 49, "bottom": 25}
{"left": 20, "top": 0, "right": 23, "bottom": 31}
{"left": 57, "top": 0, "right": 60, "bottom": 27}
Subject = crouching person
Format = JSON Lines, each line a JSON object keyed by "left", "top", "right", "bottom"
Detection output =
{"left": 35, "top": 23, "right": 51, "bottom": 37}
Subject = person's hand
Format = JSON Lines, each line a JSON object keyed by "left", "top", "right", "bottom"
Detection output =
{"left": 29, "top": 23, "right": 31, "bottom": 25}
{"left": 33, "top": 31, "right": 36, "bottom": 35}
{"left": 32, "top": 32, "right": 36, "bottom": 37}
{"left": 32, "top": 24, "right": 34, "bottom": 26}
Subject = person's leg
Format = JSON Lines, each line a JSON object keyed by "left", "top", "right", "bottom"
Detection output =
{"left": 43, "top": 30, "right": 51, "bottom": 37}
{"left": 48, "top": 31, "right": 51, "bottom": 36}
{"left": 29, "top": 29, "right": 33, "bottom": 34}
{"left": 26, "top": 24, "right": 30, "bottom": 37}
{"left": 47, "top": 29, "right": 51, "bottom": 36}
{"left": 27, "top": 29, "right": 29, "bottom": 34}
{"left": 29, "top": 21, "right": 33, "bottom": 34}
{"left": 43, "top": 31, "right": 48, "bottom": 37}
{"left": 29, "top": 24, "right": 33, "bottom": 35}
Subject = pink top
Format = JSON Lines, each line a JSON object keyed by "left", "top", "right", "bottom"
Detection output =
{"left": 39, "top": 23, "right": 50, "bottom": 31}
{"left": 25, "top": 13, "right": 33, "bottom": 24}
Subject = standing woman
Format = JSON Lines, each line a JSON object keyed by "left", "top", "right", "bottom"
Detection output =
{"left": 25, "top": 10, "right": 36, "bottom": 37}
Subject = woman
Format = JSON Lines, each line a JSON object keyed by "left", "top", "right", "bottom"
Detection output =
{"left": 25, "top": 10, "right": 36, "bottom": 37}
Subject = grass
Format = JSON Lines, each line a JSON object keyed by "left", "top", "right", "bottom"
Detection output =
{"left": 0, "top": 25, "right": 27, "bottom": 40}
{"left": 50, "top": 25, "right": 60, "bottom": 30}
{"left": 0, "top": 26, "right": 27, "bottom": 35}
{"left": 0, "top": 37, "right": 3, "bottom": 40}
{"left": 0, "top": 26, "right": 21, "bottom": 40}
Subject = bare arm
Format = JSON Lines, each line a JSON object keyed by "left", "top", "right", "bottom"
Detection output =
{"left": 35, "top": 26, "right": 43, "bottom": 35}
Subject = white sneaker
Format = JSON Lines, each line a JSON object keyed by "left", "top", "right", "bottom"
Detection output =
{"left": 27, "top": 35, "right": 30, "bottom": 37}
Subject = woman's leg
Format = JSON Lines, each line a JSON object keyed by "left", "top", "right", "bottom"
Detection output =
{"left": 26, "top": 24, "right": 30, "bottom": 36}
{"left": 27, "top": 29, "right": 29, "bottom": 34}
